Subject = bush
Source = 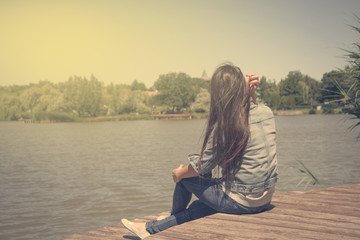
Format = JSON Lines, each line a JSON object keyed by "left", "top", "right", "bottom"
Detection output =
{"left": 34, "top": 111, "right": 47, "bottom": 121}
{"left": 309, "top": 109, "right": 316, "bottom": 114}
{"left": 32, "top": 111, "right": 77, "bottom": 122}
{"left": 47, "top": 112, "right": 77, "bottom": 122}
{"left": 194, "top": 108, "right": 206, "bottom": 113}
{"left": 21, "top": 112, "right": 33, "bottom": 119}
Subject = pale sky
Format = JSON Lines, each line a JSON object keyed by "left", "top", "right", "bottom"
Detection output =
{"left": 0, "top": 0, "right": 360, "bottom": 87}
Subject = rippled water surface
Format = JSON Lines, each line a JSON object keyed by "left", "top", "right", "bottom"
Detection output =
{"left": 0, "top": 115, "right": 359, "bottom": 240}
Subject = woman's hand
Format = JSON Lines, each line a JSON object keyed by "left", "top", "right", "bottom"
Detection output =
{"left": 172, "top": 164, "right": 199, "bottom": 183}
{"left": 172, "top": 164, "right": 185, "bottom": 183}
{"left": 246, "top": 73, "right": 260, "bottom": 104}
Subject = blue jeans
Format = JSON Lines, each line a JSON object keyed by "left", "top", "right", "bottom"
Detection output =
{"left": 145, "top": 177, "right": 271, "bottom": 234}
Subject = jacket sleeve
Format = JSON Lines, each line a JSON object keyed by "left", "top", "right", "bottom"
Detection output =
{"left": 188, "top": 137, "right": 217, "bottom": 175}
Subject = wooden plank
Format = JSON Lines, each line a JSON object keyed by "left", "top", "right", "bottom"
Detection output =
{"left": 270, "top": 201, "right": 360, "bottom": 217}
{"left": 210, "top": 212, "right": 360, "bottom": 238}
{"left": 275, "top": 193, "right": 359, "bottom": 207}
{"left": 63, "top": 184, "right": 360, "bottom": 240}
{"left": 272, "top": 194, "right": 360, "bottom": 209}
{"left": 263, "top": 208, "right": 360, "bottom": 228}
{"left": 161, "top": 216, "right": 358, "bottom": 240}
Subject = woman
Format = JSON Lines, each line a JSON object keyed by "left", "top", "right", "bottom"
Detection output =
{"left": 121, "top": 63, "right": 278, "bottom": 239}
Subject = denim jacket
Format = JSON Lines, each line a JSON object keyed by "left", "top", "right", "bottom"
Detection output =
{"left": 188, "top": 102, "right": 278, "bottom": 194}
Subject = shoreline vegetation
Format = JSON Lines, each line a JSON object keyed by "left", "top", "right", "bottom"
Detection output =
{"left": 15, "top": 108, "right": 345, "bottom": 123}
{"left": 1, "top": 66, "right": 356, "bottom": 124}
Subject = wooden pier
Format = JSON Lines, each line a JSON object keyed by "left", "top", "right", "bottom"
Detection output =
{"left": 63, "top": 184, "right": 360, "bottom": 239}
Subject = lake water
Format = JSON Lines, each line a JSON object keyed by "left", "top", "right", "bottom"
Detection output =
{"left": 0, "top": 114, "right": 359, "bottom": 240}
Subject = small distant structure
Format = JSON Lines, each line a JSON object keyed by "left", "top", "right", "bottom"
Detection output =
{"left": 202, "top": 70, "right": 210, "bottom": 82}
{"left": 146, "top": 90, "right": 159, "bottom": 97}
{"left": 145, "top": 90, "right": 159, "bottom": 104}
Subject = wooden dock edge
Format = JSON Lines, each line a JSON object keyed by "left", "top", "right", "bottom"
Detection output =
{"left": 63, "top": 184, "right": 360, "bottom": 240}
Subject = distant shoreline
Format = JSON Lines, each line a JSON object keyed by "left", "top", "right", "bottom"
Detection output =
{"left": 5, "top": 109, "right": 345, "bottom": 123}
{"left": 274, "top": 108, "right": 343, "bottom": 116}
{"left": 18, "top": 113, "right": 208, "bottom": 123}
{"left": 274, "top": 110, "right": 307, "bottom": 116}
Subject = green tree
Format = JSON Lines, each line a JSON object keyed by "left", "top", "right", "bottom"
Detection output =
{"left": 121, "top": 90, "right": 150, "bottom": 114}
{"left": 153, "top": 72, "right": 201, "bottom": 112}
{"left": 303, "top": 75, "right": 322, "bottom": 106}
{"left": 259, "top": 77, "right": 281, "bottom": 110}
{"left": 280, "top": 95, "right": 296, "bottom": 109}
{"left": 130, "top": 80, "right": 147, "bottom": 91}
{"left": 20, "top": 86, "right": 42, "bottom": 112}
{"left": 279, "top": 71, "right": 304, "bottom": 107}
{"left": 0, "top": 85, "right": 28, "bottom": 120}
{"left": 33, "top": 82, "right": 61, "bottom": 112}
{"left": 60, "top": 75, "right": 102, "bottom": 117}
{"left": 258, "top": 76, "right": 268, "bottom": 102}
{"left": 106, "top": 84, "right": 131, "bottom": 114}
{"left": 191, "top": 88, "right": 210, "bottom": 113}
{"left": 0, "top": 94, "right": 22, "bottom": 120}
{"left": 279, "top": 71, "right": 320, "bottom": 109}
{"left": 103, "top": 84, "right": 150, "bottom": 115}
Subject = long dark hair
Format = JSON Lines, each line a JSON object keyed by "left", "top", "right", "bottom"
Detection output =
{"left": 199, "top": 63, "right": 251, "bottom": 191}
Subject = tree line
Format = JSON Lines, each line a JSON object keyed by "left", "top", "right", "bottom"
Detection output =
{"left": 0, "top": 66, "right": 357, "bottom": 122}
{"left": 0, "top": 73, "right": 208, "bottom": 121}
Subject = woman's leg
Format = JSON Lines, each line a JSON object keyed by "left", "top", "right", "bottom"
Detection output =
{"left": 170, "top": 177, "right": 193, "bottom": 215}
{"left": 146, "top": 177, "right": 221, "bottom": 234}
{"left": 146, "top": 200, "right": 217, "bottom": 234}
{"left": 146, "top": 177, "right": 270, "bottom": 234}
{"left": 178, "top": 177, "right": 271, "bottom": 215}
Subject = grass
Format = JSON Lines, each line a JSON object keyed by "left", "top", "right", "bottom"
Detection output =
{"left": 290, "top": 160, "right": 321, "bottom": 190}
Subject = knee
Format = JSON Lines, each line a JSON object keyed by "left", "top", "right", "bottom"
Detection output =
{"left": 175, "top": 181, "right": 184, "bottom": 188}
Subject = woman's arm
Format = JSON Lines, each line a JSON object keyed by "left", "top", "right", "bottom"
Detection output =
{"left": 172, "top": 164, "right": 199, "bottom": 183}
{"left": 246, "top": 73, "right": 260, "bottom": 104}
